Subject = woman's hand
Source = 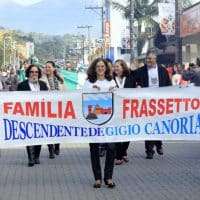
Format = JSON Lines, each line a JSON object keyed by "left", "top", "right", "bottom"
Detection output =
{"left": 93, "top": 85, "right": 100, "bottom": 91}
{"left": 109, "top": 86, "right": 116, "bottom": 92}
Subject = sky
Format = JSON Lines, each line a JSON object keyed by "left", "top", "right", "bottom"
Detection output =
{"left": 0, "top": 0, "right": 102, "bottom": 37}
{"left": 83, "top": 93, "right": 113, "bottom": 114}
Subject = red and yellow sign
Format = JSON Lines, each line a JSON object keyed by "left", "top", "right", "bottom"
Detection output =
{"left": 180, "top": 3, "right": 200, "bottom": 37}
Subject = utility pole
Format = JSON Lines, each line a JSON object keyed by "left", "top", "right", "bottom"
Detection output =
{"left": 85, "top": 6, "right": 104, "bottom": 57}
{"left": 3, "top": 38, "right": 6, "bottom": 67}
{"left": 130, "top": 0, "right": 136, "bottom": 63}
{"left": 85, "top": 6, "right": 104, "bottom": 39}
{"left": 77, "top": 25, "right": 93, "bottom": 51}
{"left": 13, "top": 41, "right": 17, "bottom": 68}
{"left": 77, "top": 25, "right": 93, "bottom": 39}
{"left": 3, "top": 35, "right": 12, "bottom": 67}
{"left": 77, "top": 25, "right": 93, "bottom": 65}
{"left": 175, "top": 0, "right": 182, "bottom": 64}
{"left": 81, "top": 35, "right": 85, "bottom": 65}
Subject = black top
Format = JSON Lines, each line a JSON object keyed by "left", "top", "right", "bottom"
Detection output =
{"left": 124, "top": 65, "right": 171, "bottom": 88}
{"left": 17, "top": 80, "right": 48, "bottom": 91}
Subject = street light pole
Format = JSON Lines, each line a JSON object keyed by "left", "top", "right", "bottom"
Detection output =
{"left": 130, "top": 0, "right": 135, "bottom": 63}
{"left": 85, "top": 6, "right": 104, "bottom": 39}
{"left": 82, "top": 35, "right": 85, "bottom": 65}
{"left": 85, "top": 6, "right": 104, "bottom": 57}
{"left": 12, "top": 41, "right": 16, "bottom": 67}
{"left": 3, "top": 38, "right": 6, "bottom": 67}
{"left": 77, "top": 25, "right": 93, "bottom": 51}
{"left": 3, "top": 36, "right": 13, "bottom": 67}
{"left": 77, "top": 25, "right": 93, "bottom": 65}
{"left": 175, "top": 0, "right": 182, "bottom": 64}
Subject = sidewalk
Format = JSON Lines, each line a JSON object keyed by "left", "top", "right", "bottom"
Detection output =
{"left": 0, "top": 142, "right": 200, "bottom": 200}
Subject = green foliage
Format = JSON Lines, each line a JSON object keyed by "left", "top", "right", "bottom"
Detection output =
{"left": 182, "top": 0, "right": 192, "bottom": 9}
{"left": 112, "top": 0, "right": 159, "bottom": 55}
{"left": 0, "top": 27, "right": 81, "bottom": 66}
{"left": 112, "top": 0, "right": 158, "bottom": 22}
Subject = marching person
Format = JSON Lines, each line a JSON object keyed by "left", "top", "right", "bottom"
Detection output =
{"left": 83, "top": 57, "right": 116, "bottom": 188}
{"left": 125, "top": 50, "right": 171, "bottom": 159}
{"left": 113, "top": 59, "right": 130, "bottom": 165}
{"left": 182, "top": 63, "right": 200, "bottom": 86}
{"left": 42, "top": 61, "right": 66, "bottom": 159}
{"left": 5, "top": 67, "right": 18, "bottom": 91}
{"left": 0, "top": 73, "right": 4, "bottom": 91}
{"left": 17, "top": 64, "right": 48, "bottom": 167}
{"left": 98, "top": 58, "right": 114, "bottom": 157}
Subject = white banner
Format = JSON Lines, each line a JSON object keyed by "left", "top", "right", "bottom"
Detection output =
{"left": 1, "top": 86, "right": 200, "bottom": 148}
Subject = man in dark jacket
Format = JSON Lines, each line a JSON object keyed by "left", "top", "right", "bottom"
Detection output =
{"left": 125, "top": 50, "right": 171, "bottom": 159}
{"left": 182, "top": 64, "right": 200, "bottom": 86}
{"left": 17, "top": 64, "right": 48, "bottom": 167}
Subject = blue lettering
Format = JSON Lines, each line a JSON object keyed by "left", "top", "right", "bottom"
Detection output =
{"left": 33, "top": 123, "right": 41, "bottom": 138}
{"left": 171, "top": 119, "right": 180, "bottom": 134}
{"left": 145, "top": 123, "right": 153, "bottom": 134}
{"left": 3, "top": 119, "right": 12, "bottom": 140}
{"left": 49, "top": 125, "right": 57, "bottom": 137}
{"left": 89, "top": 128, "right": 98, "bottom": 136}
{"left": 105, "top": 127, "right": 113, "bottom": 136}
{"left": 26, "top": 122, "right": 33, "bottom": 139}
{"left": 11, "top": 120, "right": 19, "bottom": 140}
{"left": 19, "top": 121, "right": 26, "bottom": 140}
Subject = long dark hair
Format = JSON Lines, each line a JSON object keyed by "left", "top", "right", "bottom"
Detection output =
{"left": 26, "top": 64, "right": 42, "bottom": 79}
{"left": 87, "top": 58, "right": 112, "bottom": 83}
{"left": 46, "top": 61, "right": 64, "bottom": 84}
{"left": 113, "top": 59, "right": 130, "bottom": 78}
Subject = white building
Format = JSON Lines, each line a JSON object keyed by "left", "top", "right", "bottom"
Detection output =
{"left": 104, "top": 0, "right": 130, "bottom": 64}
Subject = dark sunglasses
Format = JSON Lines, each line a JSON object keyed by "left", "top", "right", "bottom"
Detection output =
{"left": 30, "top": 71, "right": 39, "bottom": 74}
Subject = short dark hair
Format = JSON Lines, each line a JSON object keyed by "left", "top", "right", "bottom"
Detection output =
{"left": 146, "top": 49, "right": 157, "bottom": 58}
{"left": 87, "top": 57, "right": 112, "bottom": 83}
{"left": 46, "top": 61, "right": 56, "bottom": 67}
{"left": 114, "top": 59, "right": 130, "bottom": 78}
{"left": 25, "top": 64, "right": 42, "bottom": 79}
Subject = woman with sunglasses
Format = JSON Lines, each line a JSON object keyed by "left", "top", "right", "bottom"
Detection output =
{"left": 17, "top": 64, "right": 48, "bottom": 167}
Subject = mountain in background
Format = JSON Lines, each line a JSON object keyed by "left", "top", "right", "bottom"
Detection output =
{"left": 0, "top": 0, "right": 100, "bottom": 36}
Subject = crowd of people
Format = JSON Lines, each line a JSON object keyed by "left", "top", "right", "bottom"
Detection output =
{"left": 1, "top": 50, "right": 200, "bottom": 188}
{"left": 0, "top": 67, "right": 19, "bottom": 91}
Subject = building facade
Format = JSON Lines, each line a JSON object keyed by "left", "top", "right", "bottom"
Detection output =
{"left": 104, "top": 0, "right": 130, "bottom": 64}
{"left": 181, "top": 2, "right": 200, "bottom": 64}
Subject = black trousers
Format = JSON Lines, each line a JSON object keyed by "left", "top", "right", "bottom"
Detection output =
{"left": 48, "top": 144, "right": 60, "bottom": 153}
{"left": 54, "top": 144, "right": 60, "bottom": 151}
{"left": 89, "top": 143, "right": 115, "bottom": 181}
{"left": 26, "top": 145, "right": 41, "bottom": 161}
{"left": 145, "top": 141, "right": 162, "bottom": 153}
{"left": 115, "top": 142, "right": 130, "bottom": 160}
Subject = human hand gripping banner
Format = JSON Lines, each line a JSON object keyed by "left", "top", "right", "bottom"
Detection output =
{"left": 1, "top": 86, "right": 200, "bottom": 148}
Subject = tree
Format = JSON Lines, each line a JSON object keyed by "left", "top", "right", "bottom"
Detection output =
{"left": 182, "top": 0, "right": 192, "bottom": 9}
{"left": 111, "top": 0, "right": 158, "bottom": 58}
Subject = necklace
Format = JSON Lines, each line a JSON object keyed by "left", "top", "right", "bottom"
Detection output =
{"left": 116, "top": 77, "right": 125, "bottom": 88}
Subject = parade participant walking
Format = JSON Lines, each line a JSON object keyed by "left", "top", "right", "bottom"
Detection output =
{"left": 182, "top": 63, "right": 200, "bottom": 86}
{"left": 97, "top": 58, "right": 114, "bottom": 157}
{"left": 83, "top": 58, "right": 116, "bottom": 188}
{"left": 17, "top": 64, "right": 48, "bottom": 167}
{"left": 42, "top": 61, "right": 65, "bottom": 159}
{"left": 125, "top": 50, "right": 171, "bottom": 159}
{"left": 0, "top": 72, "right": 4, "bottom": 91}
{"left": 5, "top": 68, "right": 18, "bottom": 91}
{"left": 113, "top": 59, "right": 130, "bottom": 165}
